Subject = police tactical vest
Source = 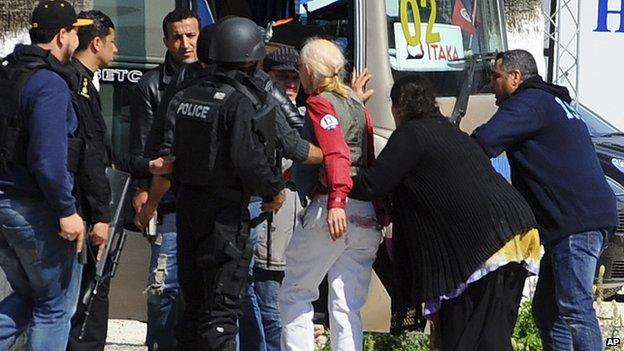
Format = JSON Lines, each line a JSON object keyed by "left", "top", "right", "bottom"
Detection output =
{"left": 0, "top": 49, "right": 50, "bottom": 170}
{"left": 0, "top": 45, "right": 82, "bottom": 172}
{"left": 173, "top": 72, "right": 278, "bottom": 188}
{"left": 168, "top": 74, "right": 275, "bottom": 187}
{"left": 172, "top": 78, "right": 229, "bottom": 187}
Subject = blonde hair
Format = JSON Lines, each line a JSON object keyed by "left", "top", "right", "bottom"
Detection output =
{"left": 300, "top": 38, "right": 350, "bottom": 98}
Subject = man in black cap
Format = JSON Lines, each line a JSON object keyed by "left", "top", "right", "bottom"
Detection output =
{"left": 0, "top": 1, "right": 92, "bottom": 350}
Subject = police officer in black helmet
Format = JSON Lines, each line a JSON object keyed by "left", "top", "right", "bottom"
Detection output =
{"left": 163, "top": 17, "right": 285, "bottom": 350}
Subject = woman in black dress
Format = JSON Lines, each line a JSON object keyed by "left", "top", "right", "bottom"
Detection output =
{"left": 350, "top": 75, "right": 541, "bottom": 351}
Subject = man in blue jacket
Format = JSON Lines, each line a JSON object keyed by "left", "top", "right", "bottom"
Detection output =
{"left": 472, "top": 49, "right": 617, "bottom": 351}
{"left": 0, "top": 1, "right": 92, "bottom": 350}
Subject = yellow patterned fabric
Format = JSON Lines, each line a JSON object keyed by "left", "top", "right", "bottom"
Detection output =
{"left": 424, "top": 228, "right": 541, "bottom": 318}
{"left": 485, "top": 228, "right": 541, "bottom": 272}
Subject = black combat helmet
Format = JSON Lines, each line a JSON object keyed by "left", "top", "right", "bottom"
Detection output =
{"left": 209, "top": 16, "right": 265, "bottom": 63}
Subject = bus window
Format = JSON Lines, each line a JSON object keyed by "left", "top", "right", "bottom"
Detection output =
{"left": 92, "top": 0, "right": 177, "bottom": 67}
{"left": 88, "top": 0, "right": 177, "bottom": 156}
{"left": 385, "top": 0, "right": 505, "bottom": 96}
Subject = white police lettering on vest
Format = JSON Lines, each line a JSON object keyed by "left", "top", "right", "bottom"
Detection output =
{"left": 177, "top": 102, "right": 212, "bottom": 120}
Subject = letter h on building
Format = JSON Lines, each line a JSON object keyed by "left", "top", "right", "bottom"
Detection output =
{"left": 595, "top": 0, "right": 624, "bottom": 32}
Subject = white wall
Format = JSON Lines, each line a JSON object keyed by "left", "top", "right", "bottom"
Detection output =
{"left": 0, "top": 30, "right": 29, "bottom": 58}
{"left": 577, "top": 1, "right": 624, "bottom": 130}
{"left": 555, "top": 0, "right": 624, "bottom": 130}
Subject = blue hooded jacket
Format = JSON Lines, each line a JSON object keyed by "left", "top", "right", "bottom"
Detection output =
{"left": 472, "top": 77, "right": 617, "bottom": 244}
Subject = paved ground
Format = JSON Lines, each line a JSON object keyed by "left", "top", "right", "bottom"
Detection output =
{"left": 105, "top": 320, "right": 147, "bottom": 351}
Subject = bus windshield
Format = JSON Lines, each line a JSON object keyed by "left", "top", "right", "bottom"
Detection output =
{"left": 385, "top": 0, "right": 506, "bottom": 97}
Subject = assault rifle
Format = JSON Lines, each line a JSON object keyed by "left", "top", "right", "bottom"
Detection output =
{"left": 448, "top": 51, "right": 499, "bottom": 126}
{"left": 78, "top": 167, "right": 131, "bottom": 340}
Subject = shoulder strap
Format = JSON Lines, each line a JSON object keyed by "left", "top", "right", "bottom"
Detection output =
{"left": 209, "top": 73, "right": 264, "bottom": 110}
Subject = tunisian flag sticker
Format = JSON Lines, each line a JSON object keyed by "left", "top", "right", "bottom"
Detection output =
{"left": 320, "top": 114, "right": 340, "bottom": 130}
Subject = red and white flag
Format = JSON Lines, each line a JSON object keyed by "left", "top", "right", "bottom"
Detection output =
{"left": 452, "top": 0, "right": 477, "bottom": 35}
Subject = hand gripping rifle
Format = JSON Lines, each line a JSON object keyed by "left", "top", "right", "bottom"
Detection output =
{"left": 78, "top": 167, "right": 131, "bottom": 340}
{"left": 448, "top": 51, "right": 499, "bottom": 127}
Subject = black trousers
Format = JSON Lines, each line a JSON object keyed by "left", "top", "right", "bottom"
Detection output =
{"left": 175, "top": 186, "right": 252, "bottom": 351}
{"left": 67, "top": 245, "right": 112, "bottom": 351}
{"left": 440, "top": 262, "right": 527, "bottom": 351}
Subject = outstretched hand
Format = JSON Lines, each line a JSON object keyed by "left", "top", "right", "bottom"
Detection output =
{"left": 351, "top": 68, "right": 374, "bottom": 104}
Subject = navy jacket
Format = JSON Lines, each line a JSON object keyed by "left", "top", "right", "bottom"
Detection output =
{"left": 0, "top": 68, "right": 77, "bottom": 217}
{"left": 472, "top": 78, "right": 617, "bottom": 244}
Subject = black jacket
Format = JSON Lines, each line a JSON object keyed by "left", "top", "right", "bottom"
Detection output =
{"left": 351, "top": 115, "right": 536, "bottom": 331}
{"left": 129, "top": 53, "right": 180, "bottom": 209}
{"left": 145, "top": 62, "right": 207, "bottom": 159}
{"left": 69, "top": 60, "right": 112, "bottom": 224}
{"left": 130, "top": 53, "right": 179, "bottom": 162}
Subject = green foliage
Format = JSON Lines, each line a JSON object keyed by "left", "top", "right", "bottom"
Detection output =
{"left": 364, "top": 332, "right": 429, "bottom": 351}
{"left": 316, "top": 331, "right": 430, "bottom": 351}
{"left": 511, "top": 299, "right": 542, "bottom": 351}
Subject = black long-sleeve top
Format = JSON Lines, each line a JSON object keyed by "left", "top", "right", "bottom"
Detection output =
{"left": 350, "top": 114, "right": 536, "bottom": 305}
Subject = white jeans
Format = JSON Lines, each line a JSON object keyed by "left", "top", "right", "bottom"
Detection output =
{"left": 279, "top": 195, "right": 381, "bottom": 351}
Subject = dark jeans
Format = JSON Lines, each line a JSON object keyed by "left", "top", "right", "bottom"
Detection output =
{"left": 532, "top": 229, "right": 606, "bottom": 351}
{"left": 0, "top": 197, "right": 82, "bottom": 351}
{"left": 175, "top": 186, "right": 251, "bottom": 351}
{"left": 440, "top": 262, "right": 527, "bottom": 351}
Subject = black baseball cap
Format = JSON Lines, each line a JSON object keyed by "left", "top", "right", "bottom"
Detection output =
{"left": 263, "top": 46, "right": 299, "bottom": 72}
{"left": 31, "top": 0, "right": 93, "bottom": 32}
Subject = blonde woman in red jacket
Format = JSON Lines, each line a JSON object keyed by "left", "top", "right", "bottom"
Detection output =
{"left": 278, "top": 38, "right": 382, "bottom": 351}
